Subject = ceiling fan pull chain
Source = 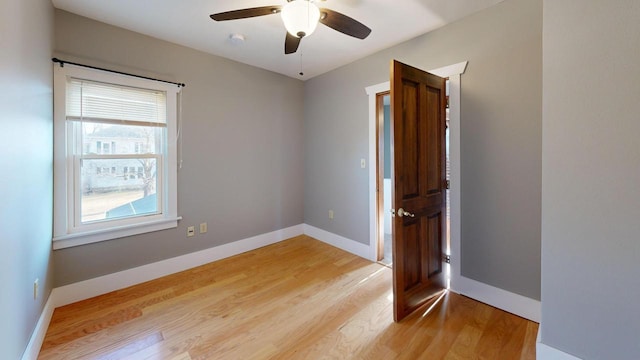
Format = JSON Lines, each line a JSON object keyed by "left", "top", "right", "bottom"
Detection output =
{"left": 299, "top": 51, "right": 304, "bottom": 76}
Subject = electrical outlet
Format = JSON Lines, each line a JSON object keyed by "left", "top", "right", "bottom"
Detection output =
{"left": 360, "top": 158, "right": 366, "bottom": 168}
{"left": 199, "top": 222, "right": 207, "bottom": 234}
{"left": 187, "top": 226, "right": 195, "bottom": 237}
{"left": 328, "top": 210, "right": 334, "bottom": 219}
{"left": 33, "top": 278, "right": 39, "bottom": 300}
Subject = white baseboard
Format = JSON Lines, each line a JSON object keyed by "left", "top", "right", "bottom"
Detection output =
{"left": 536, "top": 328, "right": 582, "bottom": 359}
{"left": 53, "top": 224, "right": 304, "bottom": 307}
{"left": 303, "top": 224, "right": 372, "bottom": 260}
{"left": 451, "top": 275, "right": 541, "bottom": 323}
{"left": 21, "top": 293, "right": 56, "bottom": 360}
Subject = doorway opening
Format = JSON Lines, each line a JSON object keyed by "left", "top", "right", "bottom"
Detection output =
{"left": 375, "top": 81, "right": 452, "bottom": 269}
{"left": 376, "top": 92, "right": 392, "bottom": 266}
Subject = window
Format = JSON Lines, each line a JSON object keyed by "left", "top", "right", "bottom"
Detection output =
{"left": 53, "top": 64, "right": 180, "bottom": 249}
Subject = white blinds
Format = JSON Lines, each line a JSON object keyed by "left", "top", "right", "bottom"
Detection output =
{"left": 66, "top": 78, "right": 167, "bottom": 126}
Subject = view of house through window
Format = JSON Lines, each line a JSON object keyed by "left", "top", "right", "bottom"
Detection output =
{"left": 79, "top": 121, "right": 161, "bottom": 222}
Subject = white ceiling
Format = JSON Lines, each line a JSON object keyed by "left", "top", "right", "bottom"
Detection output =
{"left": 51, "top": 0, "right": 504, "bottom": 80}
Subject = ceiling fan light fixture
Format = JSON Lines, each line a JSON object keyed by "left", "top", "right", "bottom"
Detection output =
{"left": 281, "top": 0, "right": 320, "bottom": 38}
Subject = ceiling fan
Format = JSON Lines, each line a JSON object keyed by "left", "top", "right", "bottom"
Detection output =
{"left": 210, "top": 0, "right": 372, "bottom": 54}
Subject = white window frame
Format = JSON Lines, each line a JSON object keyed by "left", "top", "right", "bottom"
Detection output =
{"left": 53, "top": 64, "right": 181, "bottom": 250}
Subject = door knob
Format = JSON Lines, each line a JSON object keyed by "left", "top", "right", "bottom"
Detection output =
{"left": 397, "top": 208, "right": 415, "bottom": 218}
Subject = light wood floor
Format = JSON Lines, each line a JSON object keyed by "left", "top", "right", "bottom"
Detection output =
{"left": 39, "top": 235, "right": 537, "bottom": 359}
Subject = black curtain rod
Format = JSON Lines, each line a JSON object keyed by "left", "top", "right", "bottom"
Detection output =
{"left": 52, "top": 58, "right": 185, "bottom": 88}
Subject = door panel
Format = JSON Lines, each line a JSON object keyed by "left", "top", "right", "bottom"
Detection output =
{"left": 426, "top": 87, "right": 441, "bottom": 193}
{"left": 400, "top": 82, "right": 419, "bottom": 199}
{"left": 391, "top": 60, "right": 447, "bottom": 322}
{"left": 403, "top": 221, "right": 420, "bottom": 288}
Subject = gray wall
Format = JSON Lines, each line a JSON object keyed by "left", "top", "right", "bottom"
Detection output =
{"left": 0, "top": 0, "right": 54, "bottom": 358}
{"left": 541, "top": 1, "right": 640, "bottom": 358}
{"left": 304, "top": 0, "right": 542, "bottom": 300}
{"left": 53, "top": 10, "right": 305, "bottom": 286}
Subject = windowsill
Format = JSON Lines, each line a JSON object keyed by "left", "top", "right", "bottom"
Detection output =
{"left": 53, "top": 216, "right": 182, "bottom": 250}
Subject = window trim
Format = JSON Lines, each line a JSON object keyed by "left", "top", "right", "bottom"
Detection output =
{"left": 53, "top": 64, "right": 181, "bottom": 250}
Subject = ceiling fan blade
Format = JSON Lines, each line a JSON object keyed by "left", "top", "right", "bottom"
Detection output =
{"left": 319, "top": 8, "right": 371, "bottom": 39}
{"left": 210, "top": 6, "right": 282, "bottom": 21}
{"left": 285, "top": 32, "right": 302, "bottom": 54}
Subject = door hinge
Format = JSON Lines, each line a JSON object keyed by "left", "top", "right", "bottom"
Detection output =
{"left": 443, "top": 254, "right": 451, "bottom": 264}
{"left": 445, "top": 180, "right": 450, "bottom": 190}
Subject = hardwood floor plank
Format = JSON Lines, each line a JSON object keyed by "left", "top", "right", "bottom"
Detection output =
{"left": 93, "top": 331, "right": 164, "bottom": 360}
{"left": 520, "top": 322, "right": 539, "bottom": 360}
{"left": 445, "top": 324, "right": 484, "bottom": 359}
{"left": 39, "top": 236, "right": 538, "bottom": 359}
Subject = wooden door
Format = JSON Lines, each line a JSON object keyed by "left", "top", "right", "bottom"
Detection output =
{"left": 391, "top": 60, "right": 447, "bottom": 322}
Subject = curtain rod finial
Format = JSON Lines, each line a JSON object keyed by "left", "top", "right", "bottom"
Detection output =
{"left": 52, "top": 58, "right": 64, "bottom": 67}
